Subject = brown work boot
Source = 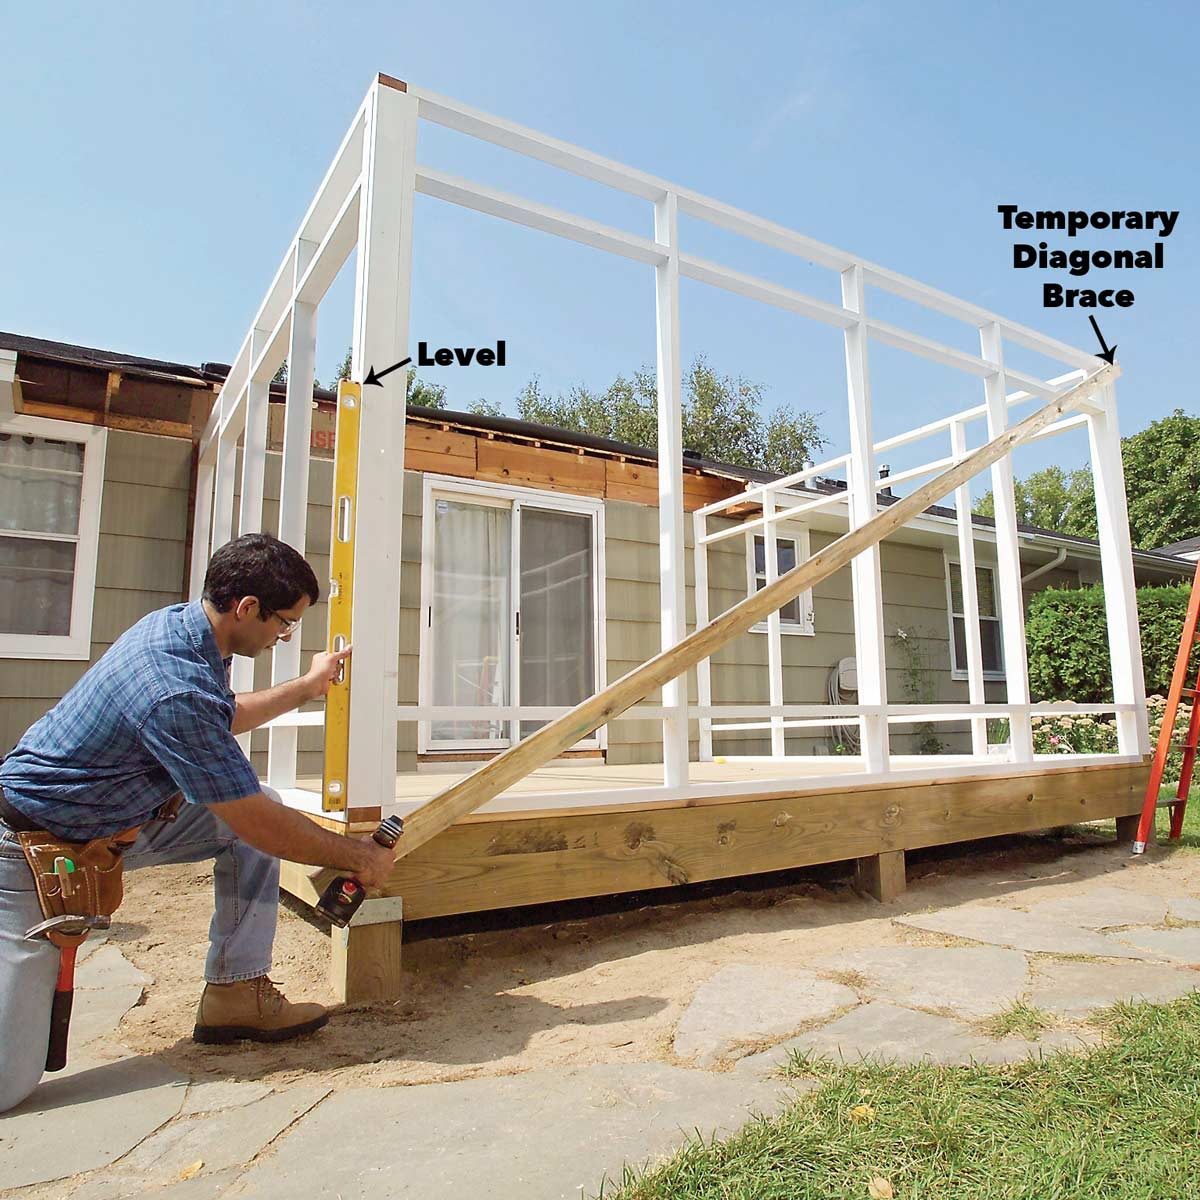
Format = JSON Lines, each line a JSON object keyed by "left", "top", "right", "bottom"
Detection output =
{"left": 193, "top": 976, "right": 329, "bottom": 1045}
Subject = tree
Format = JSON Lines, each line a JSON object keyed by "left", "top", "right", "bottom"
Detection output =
{"left": 974, "top": 466, "right": 1097, "bottom": 538}
{"left": 406, "top": 367, "right": 446, "bottom": 409}
{"left": 1121, "top": 408, "right": 1200, "bottom": 549}
{"left": 973, "top": 409, "right": 1199, "bottom": 549}
{"left": 515, "top": 357, "right": 825, "bottom": 474}
{"left": 272, "top": 361, "right": 288, "bottom": 386}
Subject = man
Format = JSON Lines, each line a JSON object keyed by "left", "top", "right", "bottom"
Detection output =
{"left": 0, "top": 533, "right": 394, "bottom": 1113}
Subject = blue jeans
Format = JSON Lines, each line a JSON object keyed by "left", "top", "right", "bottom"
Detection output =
{"left": 0, "top": 793, "right": 280, "bottom": 1113}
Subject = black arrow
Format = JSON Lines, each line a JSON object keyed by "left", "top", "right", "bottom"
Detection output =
{"left": 1087, "top": 316, "right": 1117, "bottom": 365}
{"left": 363, "top": 356, "right": 412, "bottom": 387}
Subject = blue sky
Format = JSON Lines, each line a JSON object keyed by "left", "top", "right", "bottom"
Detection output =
{"left": 2, "top": 1, "right": 1196, "bottom": 487}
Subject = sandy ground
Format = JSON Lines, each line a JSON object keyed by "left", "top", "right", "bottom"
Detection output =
{"left": 101, "top": 827, "right": 1200, "bottom": 1093}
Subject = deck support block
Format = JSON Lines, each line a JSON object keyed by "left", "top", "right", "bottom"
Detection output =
{"left": 331, "top": 911, "right": 404, "bottom": 1003}
{"left": 1116, "top": 812, "right": 1154, "bottom": 847}
{"left": 855, "top": 849, "right": 906, "bottom": 903}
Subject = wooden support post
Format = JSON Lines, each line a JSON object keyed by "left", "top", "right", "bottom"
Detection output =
{"left": 268, "top": 239, "right": 319, "bottom": 791}
{"left": 855, "top": 849, "right": 906, "bottom": 902}
{"left": 654, "top": 190, "right": 689, "bottom": 786}
{"left": 693, "top": 509, "right": 714, "bottom": 761}
{"left": 1087, "top": 381, "right": 1151, "bottom": 758}
{"left": 840, "top": 266, "right": 889, "bottom": 773}
{"left": 762, "top": 490, "right": 786, "bottom": 758}
{"left": 980, "top": 323, "right": 1033, "bottom": 762}
{"left": 330, "top": 908, "right": 404, "bottom": 1003}
{"left": 951, "top": 418, "right": 989, "bottom": 756}
{"left": 189, "top": 456, "right": 215, "bottom": 601}
{"left": 346, "top": 80, "right": 418, "bottom": 808}
{"left": 1116, "top": 812, "right": 1154, "bottom": 846}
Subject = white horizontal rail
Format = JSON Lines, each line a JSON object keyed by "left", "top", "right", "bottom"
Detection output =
{"left": 198, "top": 102, "right": 368, "bottom": 461}
{"left": 694, "top": 701, "right": 1133, "bottom": 720}
{"left": 694, "top": 453, "right": 850, "bottom": 519}
{"left": 699, "top": 489, "right": 847, "bottom": 545}
{"left": 415, "top": 165, "right": 667, "bottom": 265}
{"left": 412, "top": 86, "right": 671, "bottom": 201}
{"left": 679, "top": 253, "right": 854, "bottom": 329}
{"left": 873, "top": 454, "right": 960, "bottom": 491}
{"left": 408, "top": 84, "right": 1099, "bottom": 372}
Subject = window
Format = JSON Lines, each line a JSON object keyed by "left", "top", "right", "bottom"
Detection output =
{"left": 946, "top": 560, "right": 1004, "bottom": 679}
{"left": 747, "top": 528, "right": 813, "bottom": 635}
{"left": 0, "top": 415, "right": 107, "bottom": 659}
{"left": 417, "top": 475, "right": 606, "bottom": 753}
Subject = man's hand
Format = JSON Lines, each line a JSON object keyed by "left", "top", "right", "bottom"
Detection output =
{"left": 350, "top": 838, "right": 397, "bottom": 891}
{"left": 305, "top": 645, "right": 353, "bottom": 699}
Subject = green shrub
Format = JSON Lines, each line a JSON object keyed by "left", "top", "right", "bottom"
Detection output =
{"left": 1026, "top": 583, "right": 1195, "bottom": 703}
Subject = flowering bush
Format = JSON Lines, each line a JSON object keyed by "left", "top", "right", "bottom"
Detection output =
{"left": 1030, "top": 696, "right": 1191, "bottom": 782}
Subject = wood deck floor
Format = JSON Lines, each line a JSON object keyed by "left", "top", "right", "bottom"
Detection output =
{"left": 293, "top": 753, "right": 1128, "bottom": 820}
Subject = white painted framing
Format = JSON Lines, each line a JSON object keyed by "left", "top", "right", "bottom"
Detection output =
{"left": 193, "top": 76, "right": 1145, "bottom": 815}
{"left": 0, "top": 413, "right": 106, "bottom": 660}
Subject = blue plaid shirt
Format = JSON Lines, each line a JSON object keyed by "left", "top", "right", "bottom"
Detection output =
{"left": 0, "top": 601, "right": 262, "bottom": 840}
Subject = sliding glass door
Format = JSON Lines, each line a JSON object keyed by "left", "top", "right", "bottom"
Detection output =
{"left": 518, "top": 507, "right": 595, "bottom": 739}
{"left": 422, "top": 484, "right": 601, "bottom": 753}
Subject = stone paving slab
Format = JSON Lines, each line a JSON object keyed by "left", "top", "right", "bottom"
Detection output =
{"left": 813, "top": 946, "right": 1029, "bottom": 1019}
{"left": 1028, "top": 959, "right": 1199, "bottom": 1018}
{"left": 70, "top": 984, "right": 148, "bottom": 1046}
{"left": 229, "top": 1064, "right": 793, "bottom": 1200}
{"left": 0, "top": 1054, "right": 187, "bottom": 1190}
{"left": 76, "top": 944, "right": 154, "bottom": 991}
{"left": 180, "top": 1079, "right": 275, "bottom": 1116}
{"left": 1026, "top": 888, "right": 1167, "bottom": 929}
{"left": 1112, "top": 927, "right": 1200, "bottom": 963}
{"left": 1168, "top": 896, "right": 1200, "bottom": 922}
{"left": 673, "top": 964, "right": 857, "bottom": 1067}
{"left": 735, "top": 1001, "right": 1093, "bottom": 1074}
{"left": 897, "top": 908, "right": 1156, "bottom": 960}
{"left": 112, "top": 1085, "right": 330, "bottom": 1188}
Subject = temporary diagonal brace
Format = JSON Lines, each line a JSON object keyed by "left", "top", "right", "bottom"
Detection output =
{"left": 390, "top": 365, "right": 1118, "bottom": 859}
{"left": 322, "top": 380, "right": 362, "bottom": 813}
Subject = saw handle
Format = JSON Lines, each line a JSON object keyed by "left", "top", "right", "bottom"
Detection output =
{"left": 45, "top": 943, "right": 78, "bottom": 1072}
{"left": 315, "top": 815, "right": 404, "bottom": 928}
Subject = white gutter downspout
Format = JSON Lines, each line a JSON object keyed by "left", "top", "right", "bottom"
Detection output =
{"left": 1021, "top": 545, "right": 1068, "bottom": 585}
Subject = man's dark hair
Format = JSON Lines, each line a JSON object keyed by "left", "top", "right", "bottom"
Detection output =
{"left": 202, "top": 533, "right": 320, "bottom": 615}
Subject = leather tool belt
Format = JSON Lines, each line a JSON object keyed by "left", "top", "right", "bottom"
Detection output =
{"left": 1, "top": 788, "right": 182, "bottom": 948}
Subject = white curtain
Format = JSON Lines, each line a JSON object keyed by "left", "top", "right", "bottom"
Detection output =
{"left": 430, "top": 499, "right": 511, "bottom": 743}
{"left": 0, "top": 435, "right": 82, "bottom": 637}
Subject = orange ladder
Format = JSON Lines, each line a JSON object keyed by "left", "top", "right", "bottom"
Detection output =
{"left": 1133, "top": 560, "right": 1200, "bottom": 853}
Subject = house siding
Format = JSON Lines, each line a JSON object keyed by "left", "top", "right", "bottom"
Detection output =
{"left": 0, "top": 430, "right": 193, "bottom": 754}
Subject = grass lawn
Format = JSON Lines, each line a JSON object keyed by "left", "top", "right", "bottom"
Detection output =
{"left": 609, "top": 788, "right": 1200, "bottom": 1200}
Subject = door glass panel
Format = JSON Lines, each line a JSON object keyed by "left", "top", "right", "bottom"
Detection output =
{"left": 430, "top": 499, "right": 511, "bottom": 745}
{"left": 519, "top": 508, "right": 595, "bottom": 738}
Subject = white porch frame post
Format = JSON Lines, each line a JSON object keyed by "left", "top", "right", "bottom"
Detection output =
{"left": 654, "top": 190, "right": 688, "bottom": 786}
{"left": 1087, "top": 378, "right": 1150, "bottom": 756}
{"left": 228, "top": 327, "right": 273, "bottom": 755}
{"left": 692, "top": 510, "right": 714, "bottom": 760}
{"left": 211, "top": 425, "right": 238, "bottom": 557}
{"left": 346, "top": 80, "right": 418, "bottom": 808}
{"left": 268, "top": 238, "right": 319, "bottom": 789}
{"left": 950, "top": 418, "right": 988, "bottom": 754}
{"left": 840, "top": 265, "right": 889, "bottom": 772}
{"left": 762, "top": 490, "right": 786, "bottom": 757}
{"left": 979, "top": 323, "right": 1033, "bottom": 761}
{"left": 189, "top": 457, "right": 215, "bottom": 600}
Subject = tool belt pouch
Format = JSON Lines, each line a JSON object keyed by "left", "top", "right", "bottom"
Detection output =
{"left": 17, "top": 831, "right": 127, "bottom": 932}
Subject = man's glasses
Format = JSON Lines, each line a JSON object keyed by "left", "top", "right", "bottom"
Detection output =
{"left": 263, "top": 610, "right": 301, "bottom": 635}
